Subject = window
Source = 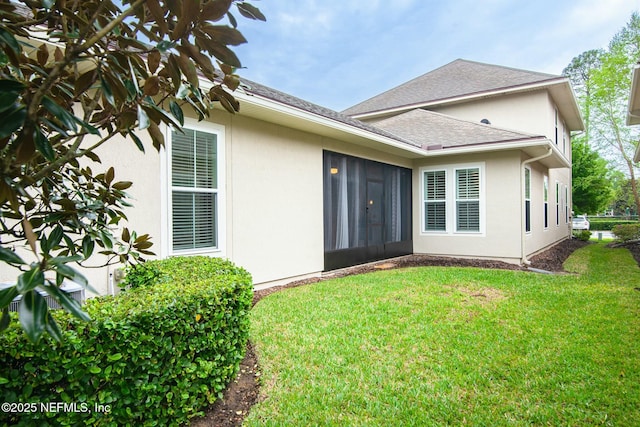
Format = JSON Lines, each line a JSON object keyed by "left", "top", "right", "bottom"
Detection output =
{"left": 554, "top": 109, "right": 558, "bottom": 145}
{"left": 543, "top": 175, "right": 549, "bottom": 229}
{"left": 421, "top": 164, "right": 483, "bottom": 234}
{"left": 524, "top": 167, "right": 531, "bottom": 233}
{"left": 456, "top": 168, "right": 480, "bottom": 232}
{"left": 424, "top": 170, "right": 447, "bottom": 231}
{"left": 556, "top": 181, "right": 560, "bottom": 225}
{"left": 170, "top": 126, "right": 221, "bottom": 253}
{"left": 564, "top": 185, "right": 569, "bottom": 224}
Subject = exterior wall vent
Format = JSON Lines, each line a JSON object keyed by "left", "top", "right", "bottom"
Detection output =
{"left": 0, "top": 281, "right": 85, "bottom": 312}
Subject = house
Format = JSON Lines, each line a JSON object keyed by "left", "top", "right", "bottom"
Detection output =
{"left": 627, "top": 64, "right": 640, "bottom": 163}
{"left": 0, "top": 59, "right": 584, "bottom": 295}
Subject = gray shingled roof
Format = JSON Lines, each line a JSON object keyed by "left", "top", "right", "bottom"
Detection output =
{"left": 239, "top": 78, "right": 422, "bottom": 148}
{"left": 373, "top": 109, "right": 542, "bottom": 149}
{"left": 343, "top": 59, "right": 563, "bottom": 116}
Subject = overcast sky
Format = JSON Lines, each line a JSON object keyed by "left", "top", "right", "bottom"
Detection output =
{"left": 232, "top": 0, "right": 640, "bottom": 112}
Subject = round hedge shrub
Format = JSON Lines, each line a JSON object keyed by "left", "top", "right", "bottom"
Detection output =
{"left": 0, "top": 257, "right": 252, "bottom": 426}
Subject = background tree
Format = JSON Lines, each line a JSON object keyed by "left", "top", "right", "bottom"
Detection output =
{"left": 566, "top": 13, "right": 640, "bottom": 217}
{"left": 0, "top": 0, "right": 265, "bottom": 343}
{"left": 610, "top": 171, "right": 639, "bottom": 217}
{"left": 562, "top": 49, "right": 604, "bottom": 142}
{"left": 571, "top": 137, "right": 615, "bottom": 214}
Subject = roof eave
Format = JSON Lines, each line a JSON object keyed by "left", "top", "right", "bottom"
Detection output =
{"left": 627, "top": 65, "right": 640, "bottom": 126}
{"left": 224, "top": 86, "right": 429, "bottom": 159}
{"left": 350, "top": 78, "right": 585, "bottom": 131}
{"left": 426, "top": 138, "right": 570, "bottom": 168}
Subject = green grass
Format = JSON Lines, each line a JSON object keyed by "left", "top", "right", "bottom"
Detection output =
{"left": 246, "top": 243, "right": 640, "bottom": 426}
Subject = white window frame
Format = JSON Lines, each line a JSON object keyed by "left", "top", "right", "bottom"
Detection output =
{"left": 161, "top": 119, "right": 226, "bottom": 257}
{"left": 543, "top": 175, "right": 549, "bottom": 230}
{"left": 524, "top": 167, "right": 531, "bottom": 234}
{"left": 554, "top": 109, "right": 559, "bottom": 145}
{"left": 556, "top": 181, "right": 560, "bottom": 227}
{"left": 564, "top": 185, "right": 569, "bottom": 224}
{"left": 420, "top": 163, "right": 485, "bottom": 235}
{"left": 423, "top": 169, "right": 447, "bottom": 232}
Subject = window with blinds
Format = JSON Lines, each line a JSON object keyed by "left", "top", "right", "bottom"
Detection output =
{"left": 455, "top": 168, "right": 480, "bottom": 232}
{"left": 424, "top": 170, "right": 446, "bottom": 231}
{"left": 543, "top": 175, "right": 549, "bottom": 229}
{"left": 171, "top": 128, "right": 218, "bottom": 252}
{"left": 525, "top": 167, "right": 531, "bottom": 233}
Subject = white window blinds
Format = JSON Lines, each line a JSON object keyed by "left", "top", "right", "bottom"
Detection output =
{"left": 455, "top": 168, "right": 480, "bottom": 232}
{"left": 171, "top": 128, "right": 218, "bottom": 251}
{"left": 424, "top": 170, "right": 446, "bottom": 231}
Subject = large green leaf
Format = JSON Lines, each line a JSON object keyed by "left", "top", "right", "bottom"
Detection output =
{"left": 170, "top": 100, "right": 184, "bottom": 126}
{"left": 0, "top": 27, "right": 21, "bottom": 54}
{"left": 0, "top": 91, "right": 20, "bottom": 113}
{"left": 42, "top": 96, "right": 78, "bottom": 132}
{"left": 0, "top": 79, "right": 26, "bottom": 92}
{"left": 0, "top": 286, "right": 18, "bottom": 309}
{"left": 82, "top": 235, "right": 95, "bottom": 259}
{"left": 44, "top": 312, "right": 62, "bottom": 342}
{"left": 44, "top": 284, "right": 91, "bottom": 322}
{"left": 0, "top": 246, "right": 25, "bottom": 265}
{"left": 34, "top": 128, "right": 55, "bottom": 160}
{"left": 54, "top": 263, "right": 97, "bottom": 294}
{"left": 0, "top": 104, "right": 26, "bottom": 138}
{"left": 18, "top": 290, "right": 48, "bottom": 343}
{"left": 0, "top": 308, "right": 10, "bottom": 332}
{"left": 16, "top": 267, "right": 45, "bottom": 294}
{"left": 137, "top": 104, "right": 150, "bottom": 130}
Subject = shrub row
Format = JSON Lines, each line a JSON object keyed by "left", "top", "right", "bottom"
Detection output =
{"left": 611, "top": 223, "right": 640, "bottom": 242}
{"left": 586, "top": 218, "right": 639, "bottom": 231}
{"left": 0, "top": 257, "right": 252, "bottom": 426}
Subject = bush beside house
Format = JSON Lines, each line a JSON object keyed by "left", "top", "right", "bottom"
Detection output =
{"left": 611, "top": 223, "right": 640, "bottom": 242}
{"left": 0, "top": 257, "right": 252, "bottom": 426}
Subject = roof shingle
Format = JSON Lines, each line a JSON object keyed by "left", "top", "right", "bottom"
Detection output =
{"left": 342, "top": 59, "right": 563, "bottom": 117}
{"left": 373, "top": 109, "right": 543, "bottom": 149}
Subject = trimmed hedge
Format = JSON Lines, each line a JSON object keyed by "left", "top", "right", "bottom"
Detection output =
{"left": 0, "top": 257, "right": 252, "bottom": 426}
{"left": 587, "top": 218, "right": 639, "bottom": 231}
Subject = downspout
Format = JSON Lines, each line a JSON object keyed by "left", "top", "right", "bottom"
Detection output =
{"left": 520, "top": 148, "right": 553, "bottom": 265}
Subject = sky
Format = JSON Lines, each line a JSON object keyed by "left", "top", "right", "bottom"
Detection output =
{"left": 232, "top": 0, "right": 640, "bottom": 112}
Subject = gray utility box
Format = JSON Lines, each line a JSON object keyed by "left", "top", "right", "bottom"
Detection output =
{"left": 0, "top": 281, "right": 85, "bottom": 312}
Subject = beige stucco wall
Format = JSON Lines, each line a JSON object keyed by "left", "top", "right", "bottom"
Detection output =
{"left": 22, "top": 109, "right": 415, "bottom": 294}
{"left": 411, "top": 149, "right": 572, "bottom": 264}
{"left": 225, "top": 113, "right": 413, "bottom": 286}
{"left": 431, "top": 91, "right": 572, "bottom": 160}
{"left": 412, "top": 150, "right": 524, "bottom": 263}
{"left": 0, "top": 93, "right": 574, "bottom": 296}
{"left": 525, "top": 162, "right": 572, "bottom": 258}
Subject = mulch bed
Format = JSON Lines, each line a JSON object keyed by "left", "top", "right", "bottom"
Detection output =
{"left": 191, "top": 237, "right": 637, "bottom": 427}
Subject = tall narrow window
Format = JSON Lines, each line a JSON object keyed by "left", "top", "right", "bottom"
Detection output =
{"left": 564, "top": 185, "right": 569, "bottom": 224}
{"left": 554, "top": 109, "right": 558, "bottom": 145}
{"left": 424, "top": 170, "right": 447, "bottom": 231}
{"left": 171, "top": 128, "right": 219, "bottom": 252}
{"left": 524, "top": 167, "right": 531, "bottom": 233}
{"left": 456, "top": 168, "right": 480, "bottom": 232}
{"left": 543, "top": 175, "right": 549, "bottom": 229}
{"left": 556, "top": 181, "right": 560, "bottom": 225}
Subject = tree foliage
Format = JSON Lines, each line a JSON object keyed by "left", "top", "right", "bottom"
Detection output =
{"left": 0, "top": 0, "right": 264, "bottom": 343}
{"left": 571, "top": 136, "right": 614, "bottom": 214}
{"left": 565, "top": 13, "right": 640, "bottom": 217}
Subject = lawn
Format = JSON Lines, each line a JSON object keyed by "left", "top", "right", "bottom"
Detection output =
{"left": 245, "top": 243, "right": 640, "bottom": 426}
